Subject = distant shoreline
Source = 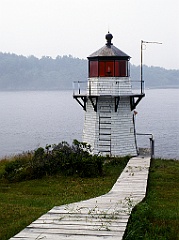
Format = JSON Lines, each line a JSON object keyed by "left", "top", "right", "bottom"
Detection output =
{"left": 0, "top": 53, "right": 178, "bottom": 91}
{"left": 0, "top": 86, "right": 179, "bottom": 92}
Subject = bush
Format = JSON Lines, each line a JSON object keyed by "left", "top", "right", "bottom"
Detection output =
{"left": 3, "top": 140, "right": 106, "bottom": 181}
{"left": 2, "top": 140, "right": 130, "bottom": 182}
{"left": 52, "top": 140, "right": 103, "bottom": 177}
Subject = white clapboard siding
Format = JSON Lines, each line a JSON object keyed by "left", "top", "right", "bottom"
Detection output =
{"left": 83, "top": 95, "right": 137, "bottom": 156}
{"left": 87, "top": 77, "right": 132, "bottom": 96}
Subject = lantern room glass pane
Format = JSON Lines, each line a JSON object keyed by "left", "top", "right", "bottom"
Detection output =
{"left": 115, "top": 61, "right": 120, "bottom": 76}
{"left": 105, "top": 61, "right": 114, "bottom": 76}
{"left": 89, "top": 61, "right": 98, "bottom": 77}
{"left": 99, "top": 61, "right": 105, "bottom": 77}
{"left": 99, "top": 61, "right": 114, "bottom": 77}
{"left": 115, "top": 60, "right": 128, "bottom": 77}
{"left": 120, "top": 60, "right": 127, "bottom": 77}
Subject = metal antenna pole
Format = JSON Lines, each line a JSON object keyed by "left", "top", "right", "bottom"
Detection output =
{"left": 141, "top": 40, "right": 143, "bottom": 94}
{"left": 140, "top": 40, "right": 162, "bottom": 94}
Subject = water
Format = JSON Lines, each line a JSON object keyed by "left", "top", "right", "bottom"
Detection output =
{"left": 135, "top": 88, "right": 179, "bottom": 159}
{"left": 0, "top": 89, "right": 178, "bottom": 159}
{"left": 0, "top": 91, "right": 83, "bottom": 158}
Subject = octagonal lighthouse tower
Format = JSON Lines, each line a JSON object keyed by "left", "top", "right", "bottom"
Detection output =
{"left": 73, "top": 33, "right": 145, "bottom": 156}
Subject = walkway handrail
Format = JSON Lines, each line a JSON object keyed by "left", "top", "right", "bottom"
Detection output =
{"left": 136, "top": 133, "right": 154, "bottom": 158}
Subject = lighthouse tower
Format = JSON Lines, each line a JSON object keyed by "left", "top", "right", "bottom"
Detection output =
{"left": 73, "top": 33, "right": 145, "bottom": 156}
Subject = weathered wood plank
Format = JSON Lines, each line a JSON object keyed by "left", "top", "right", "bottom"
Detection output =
{"left": 13, "top": 227, "right": 125, "bottom": 236}
{"left": 26, "top": 223, "right": 127, "bottom": 232}
{"left": 11, "top": 232, "right": 124, "bottom": 240}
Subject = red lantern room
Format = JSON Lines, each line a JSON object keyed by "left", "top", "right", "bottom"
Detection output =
{"left": 88, "top": 33, "right": 130, "bottom": 78}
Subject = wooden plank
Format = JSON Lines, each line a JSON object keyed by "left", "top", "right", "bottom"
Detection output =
{"left": 33, "top": 220, "right": 128, "bottom": 227}
{"left": 16, "top": 227, "right": 125, "bottom": 236}
{"left": 26, "top": 223, "right": 127, "bottom": 232}
{"left": 11, "top": 232, "right": 124, "bottom": 240}
{"left": 38, "top": 213, "right": 129, "bottom": 222}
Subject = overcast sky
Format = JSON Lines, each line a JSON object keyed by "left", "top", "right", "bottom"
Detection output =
{"left": 0, "top": 0, "right": 179, "bottom": 69}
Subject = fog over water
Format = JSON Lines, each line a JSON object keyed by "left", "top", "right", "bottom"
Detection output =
{"left": 0, "top": 0, "right": 179, "bottom": 70}
{"left": 0, "top": 89, "right": 178, "bottom": 159}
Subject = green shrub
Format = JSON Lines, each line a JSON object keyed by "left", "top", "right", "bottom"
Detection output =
{"left": 2, "top": 140, "right": 129, "bottom": 182}
{"left": 52, "top": 140, "right": 103, "bottom": 177}
{"left": 3, "top": 140, "right": 104, "bottom": 181}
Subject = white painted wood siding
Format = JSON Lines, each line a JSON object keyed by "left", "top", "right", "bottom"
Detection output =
{"left": 83, "top": 96, "right": 137, "bottom": 157}
{"left": 87, "top": 77, "right": 132, "bottom": 96}
{"left": 82, "top": 99, "right": 98, "bottom": 151}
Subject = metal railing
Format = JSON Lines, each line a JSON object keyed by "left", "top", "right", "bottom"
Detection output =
{"left": 130, "top": 80, "right": 145, "bottom": 94}
{"left": 73, "top": 80, "right": 144, "bottom": 96}
{"left": 72, "top": 81, "right": 87, "bottom": 95}
{"left": 136, "top": 133, "right": 154, "bottom": 158}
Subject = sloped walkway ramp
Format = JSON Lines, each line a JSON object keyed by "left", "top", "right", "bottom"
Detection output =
{"left": 10, "top": 156, "right": 151, "bottom": 240}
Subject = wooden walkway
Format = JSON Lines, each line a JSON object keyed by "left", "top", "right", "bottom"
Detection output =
{"left": 10, "top": 156, "right": 151, "bottom": 240}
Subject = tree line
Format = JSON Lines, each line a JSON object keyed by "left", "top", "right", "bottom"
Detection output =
{"left": 0, "top": 52, "right": 178, "bottom": 90}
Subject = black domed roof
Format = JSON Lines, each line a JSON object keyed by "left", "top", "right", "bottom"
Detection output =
{"left": 88, "top": 32, "right": 130, "bottom": 60}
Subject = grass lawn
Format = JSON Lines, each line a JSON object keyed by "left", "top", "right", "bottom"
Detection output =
{"left": 123, "top": 158, "right": 179, "bottom": 240}
{"left": 0, "top": 157, "right": 179, "bottom": 240}
{"left": 0, "top": 157, "right": 128, "bottom": 240}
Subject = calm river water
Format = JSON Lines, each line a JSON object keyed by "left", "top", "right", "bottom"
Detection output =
{"left": 0, "top": 89, "right": 178, "bottom": 159}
